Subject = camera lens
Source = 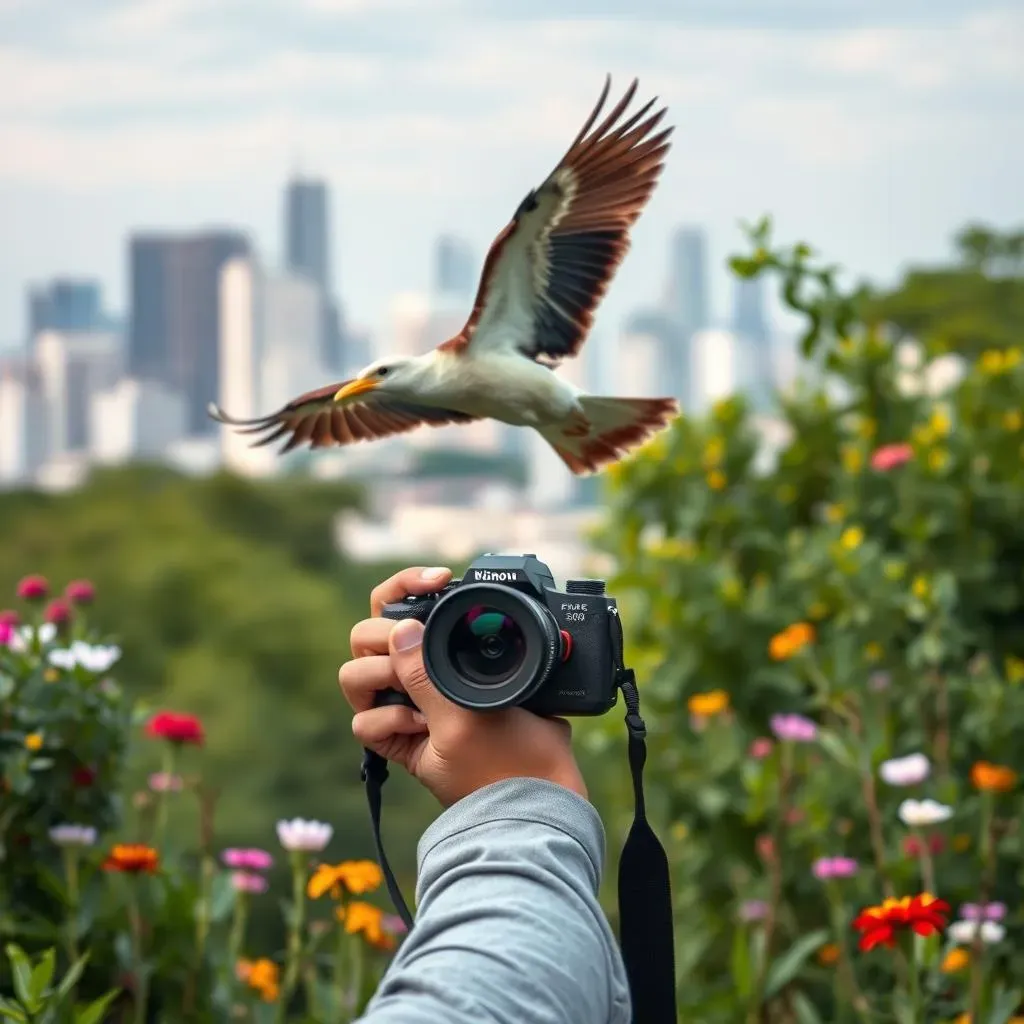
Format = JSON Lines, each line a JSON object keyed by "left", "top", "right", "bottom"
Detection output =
{"left": 422, "top": 584, "right": 562, "bottom": 710}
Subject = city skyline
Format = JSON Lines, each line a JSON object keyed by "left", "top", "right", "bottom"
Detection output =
{"left": 2, "top": 0, "right": 1021, "bottom": 351}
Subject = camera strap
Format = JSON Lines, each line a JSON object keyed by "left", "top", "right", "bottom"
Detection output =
{"left": 360, "top": 606, "right": 676, "bottom": 1024}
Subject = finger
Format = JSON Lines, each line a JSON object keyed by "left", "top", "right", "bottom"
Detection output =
{"left": 338, "top": 655, "right": 401, "bottom": 713}
{"left": 349, "top": 618, "right": 394, "bottom": 658}
{"left": 370, "top": 566, "right": 452, "bottom": 617}
{"left": 388, "top": 618, "right": 464, "bottom": 723}
{"left": 352, "top": 706, "right": 428, "bottom": 746}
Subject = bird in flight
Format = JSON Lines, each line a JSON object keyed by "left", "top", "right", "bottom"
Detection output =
{"left": 210, "top": 76, "right": 679, "bottom": 475}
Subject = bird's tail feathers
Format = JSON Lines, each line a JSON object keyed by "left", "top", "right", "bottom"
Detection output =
{"left": 542, "top": 395, "right": 679, "bottom": 475}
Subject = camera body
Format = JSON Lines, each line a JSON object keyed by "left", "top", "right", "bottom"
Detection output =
{"left": 380, "top": 554, "right": 620, "bottom": 717}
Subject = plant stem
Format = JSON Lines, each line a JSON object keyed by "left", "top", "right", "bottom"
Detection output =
{"left": 126, "top": 879, "right": 149, "bottom": 1024}
{"left": 861, "top": 766, "right": 893, "bottom": 899}
{"left": 228, "top": 891, "right": 249, "bottom": 995}
{"left": 913, "top": 829, "right": 936, "bottom": 894}
{"left": 970, "top": 793, "right": 997, "bottom": 1023}
{"left": 333, "top": 919, "right": 349, "bottom": 1022}
{"left": 276, "top": 851, "right": 307, "bottom": 1023}
{"left": 62, "top": 847, "right": 81, "bottom": 1003}
{"left": 154, "top": 744, "right": 177, "bottom": 851}
{"left": 827, "top": 886, "right": 872, "bottom": 1024}
{"left": 349, "top": 935, "right": 365, "bottom": 1018}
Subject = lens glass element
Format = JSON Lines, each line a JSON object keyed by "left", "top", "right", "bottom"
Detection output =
{"left": 446, "top": 605, "right": 526, "bottom": 687}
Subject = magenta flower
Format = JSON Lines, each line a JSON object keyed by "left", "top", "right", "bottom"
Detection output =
{"left": 148, "top": 772, "right": 184, "bottom": 793}
{"left": 44, "top": 599, "right": 73, "bottom": 626}
{"left": 231, "top": 871, "right": 269, "bottom": 894}
{"left": 17, "top": 575, "right": 49, "bottom": 601}
{"left": 738, "top": 900, "right": 769, "bottom": 922}
{"left": 0, "top": 610, "right": 19, "bottom": 627}
{"left": 0, "top": 620, "right": 13, "bottom": 647}
{"left": 222, "top": 848, "right": 274, "bottom": 871}
{"left": 812, "top": 856, "right": 859, "bottom": 880}
{"left": 870, "top": 443, "right": 914, "bottom": 472}
{"left": 749, "top": 738, "right": 774, "bottom": 759}
{"left": 65, "top": 580, "right": 96, "bottom": 605}
{"left": 382, "top": 913, "right": 408, "bottom": 936}
{"left": 961, "top": 902, "right": 1006, "bottom": 921}
{"left": 770, "top": 713, "right": 818, "bottom": 743}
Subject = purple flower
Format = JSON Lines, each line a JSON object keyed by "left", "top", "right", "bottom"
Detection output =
{"left": 382, "top": 913, "right": 408, "bottom": 936}
{"left": 769, "top": 713, "right": 818, "bottom": 743}
{"left": 960, "top": 902, "right": 1006, "bottom": 921}
{"left": 812, "top": 856, "right": 859, "bottom": 880}
{"left": 738, "top": 900, "right": 769, "bottom": 922}
{"left": 230, "top": 871, "right": 269, "bottom": 894}
{"left": 222, "top": 847, "right": 274, "bottom": 871}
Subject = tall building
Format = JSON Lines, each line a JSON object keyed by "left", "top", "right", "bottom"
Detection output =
{"left": 433, "top": 235, "right": 477, "bottom": 301}
{"left": 732, "top": 276, "right": 774, "bottom": 411}
{"left": 90, "top": 379, "right": 188, "bottom": 465}
{"left": 27, "top": 279, "right": 106, "bottom": 338}
{"left": 666, "top": 227, "right": 709, "bottom": 334}
{"left": 128, "top": 229, "right": 250, "bottom": 435}
{"left": 0, "top": 360, "right": 47, "bottom": 485}
{"left": 690, "top": 328, "right": 740, "bottom": 414}
{"left": 621, "top": 309, "right": 690, "bottom": 407}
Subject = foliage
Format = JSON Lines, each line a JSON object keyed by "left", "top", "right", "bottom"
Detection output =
{"left": 0, "top": 590, "right": 403, "bottom": 1022}
{"left": 591, "top": 219, "right": 1024, "bottom": 1022}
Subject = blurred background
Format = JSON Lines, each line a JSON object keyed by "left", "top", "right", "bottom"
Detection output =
{"left": 1, "top": 0, "right": 1021, "bottom": 954}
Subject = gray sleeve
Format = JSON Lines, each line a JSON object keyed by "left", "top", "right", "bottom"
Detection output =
{"left": 358, "top": 777, "right": 632, "bottom": 1024}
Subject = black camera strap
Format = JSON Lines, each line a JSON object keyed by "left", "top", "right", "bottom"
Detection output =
{"left": 360, "top": 606, "right": 676, "bottom": 1024}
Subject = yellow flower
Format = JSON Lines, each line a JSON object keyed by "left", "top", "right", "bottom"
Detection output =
{"left": 840, "top": 445, "right": 863, "bottom": 474}
{"left": 980, "top": 349, "right": 1005, "bottom": 374}
{"left": 865, "top": 642, "right": 883, "bottom": 663}
{"left": 768, "top": 622, "right": 815, "bottom": 661}
{"left": 1003, "top": 410, "right": 1023, "bottom": 432}
{"left": 824, "top": 503, "right": 845, "bottom": 524}
{"left": 929, "top": 408, "right": 951, "bottom": 437}
{"left": 703, "top": 436, "right": 725, "bottom": 467}
{"left": 24, "top": 732, "right": 43, "bottom": 752}
{"left": 941, "top": 948, "right": 970, "bottom": 973}
{"left": 1006, "top": 347, "right": 1022, "bottom": 368}
{"left": 706, "top": 470, "right": 727, "bottom": 491}
{"left": 928, "top": 448, "right": 949, "bottom": 473}
{"left": 237, "top": 957, "right": 279, "bottom": 1002}
{"left": 670, "top": 822, "right": 688, "bottom": 841}
{"left": 840, "top": 526, "right": 864, "bottom": 550}
{"left": 911, "top": 576, "right": 930, "bottom": 601}
{"left": 1005, "top": 656, "right": 1024, "bottom": 684}
{"left": 308, "top": 860, "right": 384, "bottom": 900}
{"left": 337, "top": 900, "right": 392, "bottom": 949}
{"left": 687, "top": 690, "right": 730, "bottom": 718}
{"left": 817, "top": 943, "right": 841, "bottom": 966}
{"left": 44, "top": 668, "right": 60, "bottom": 683}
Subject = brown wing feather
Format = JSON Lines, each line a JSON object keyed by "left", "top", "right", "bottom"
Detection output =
{"left": 207, "top": 381, "right": 479, "bottom": 456}
{"left": 440, "top": 75, "right": 672, "bottom": 362}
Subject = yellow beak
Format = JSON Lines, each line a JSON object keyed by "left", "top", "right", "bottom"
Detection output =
{"left": 333, "top": 377, "right": 380, "bottom": 403}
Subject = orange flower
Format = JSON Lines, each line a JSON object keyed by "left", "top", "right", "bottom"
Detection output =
{"left": 236, "top": 957, "right": 279, "bottom": 1002}
{"left": 102, "top": 844, "right": 159, "bottom": 874}
{"left": 971, "top": 761, "right": 1017, "bottom": 793}
{"left": 687, "top": 690, "right": 730, "bottom": 717}
{"left": 816, "top": 943, "right": 841, "bottom": 966}
{"left": 768, "top": 622, "right": 816, "bottom": 661}
{"left": 308, "top": 859, "right": 383, "bottom": 900}
{"left": 852, "top": 893, "right": 950, "bottom": 952}
{"left": 336, "top": 900, "right": 392, "bottom": 949}
{"left": 941, "top": 948, "right": 970, "bottom": 973}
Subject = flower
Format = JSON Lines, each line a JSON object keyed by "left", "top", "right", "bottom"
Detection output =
{"left": 144, "top": 711, "right": 204, "bottom": 746}
{"left": 382, "top": 913, "right": 408, "bottom": 937}
{"left": 48, "top": 641, "right": 121, "bottom": 674}
{"left": 308, "top": 859, "right": 383, "bottom": 899}
{"left": 869, "top": 671, "right": 891, "bottom": 692}
{"left": 102, "top": 844, "right": 160, "bottom": 873}
{"left": 48, "top": 824, "right": 97, "bottom": 847}
{"left": 852, "top": 893, "right": 950, "bottom": 951}
{"left": 0, "top": 620, "right": 13, "bottom": 647}
{"left": 276, "top": 818, "right": 333, "bottom": 853}
{"left": 687, "top": 690, "right": 730, "bottom": 717}
{"left": 237, "top": 958, "right": 279, "bottom": 1002}
{"left": 768, "top": 623, "right": 815, "bottom": 661}
{"left": 16, "top": 575, "right": 49, "bottom": 601}
{"left": 9, "top": 622, "right": 57, "bottom": 653}
{"left": 148, "top": 772, "right": 183, "bottom": 793}
{"left": 64, "top": 580, "right": 95, "bottom": 605}
{"left": 948, "top": 919, "right": 1006, "bottom": 945}
{"left": 43, "top": 599, "right": 72, "bottom": 626}
{"left": 812, "top": 856, "right": 859, "bottom": 880}
{"left": 879, "top": 753, "right": 931, "bottom": 787}
{"left": 231, "top": 871, "right": 269, "bottom": 894}
{"left": 72, "top": 764, "right": 96, "bottom": 788}
{"left": 769, "top": 713, "right": 818, "bottom": 743}
{"left": 960, "top": 901, "right": 1006, "bottom": 921}
{"left": 749, "top": 738, "right": 774, "bottom": 759}
{"left": 941, "top": 948, "right": 970, "bottom": 973}
{"left": 902, "top": 833, "right": 944, "bottom": 858}
{"left": 738, "top": 900, "right": 769, "bottom": 922}
{"left": 839, "top": 526, "right": 864, "bottom": 550}
{"left": 222, "top": 848, "right": 274, "bottom": 871}
{"left": 870, "top": 443, "right": 913, "bottom": 471}
{"left": 24, "top": 732, "right": 43, "bottom": 752}
{"left": 817, "top": 943, "right": 841, "bottom": 966}
{"left": 897, "top": 798, "right": 953, "bottom": 827}
{"left": 706, "top": 470, "right": 727, "bottom": 491}
{"left": 337, "top": 901, "right": 392, "bottom": 948}
{"left": 0, "top": 609, "right": 19, "bottom": 627}
{"left": 970, "top": 761, "right": 1017, "bottom": 793}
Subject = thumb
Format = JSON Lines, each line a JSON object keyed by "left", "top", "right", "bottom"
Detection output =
{"left": 388, "top": 618, "right": 450, "bottom": 719}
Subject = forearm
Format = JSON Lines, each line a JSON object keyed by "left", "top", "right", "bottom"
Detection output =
{"left": 358, "top": 778, "right": 631, "bottom": 1024}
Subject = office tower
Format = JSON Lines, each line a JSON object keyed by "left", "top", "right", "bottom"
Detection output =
{"left": 0, "top": 360, "right": 47, "bottom": 485}
{"left": 90, "top": 379, "right": 188, "bottom": 465}
{"left": 128, "top": 229, "right": 250, "bottom": 435}
{"left": 690, "top": 328, "right": 739, "bottom": 414}
{"left": 27, "top": 279, "right": 106, "bottom": 339}
{"left": 433, "top": 235, "right": 477, "bottom": 301}
{"left": 732, "top": 275, "right": 774, "bottom": 410}
{"left": 621, "top": 309, "right": 690, "bottom": 408}
{"left": 666, "top": 227, "right": 709, "bottom": 334}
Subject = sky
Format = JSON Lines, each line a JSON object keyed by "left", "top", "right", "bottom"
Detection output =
{"left": 0, "top": 0, "right": 1021, "bottom": 353}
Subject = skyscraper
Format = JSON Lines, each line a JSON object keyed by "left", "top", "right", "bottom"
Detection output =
{"left": 732, "top": 275, "right": 774, "bottom": 410}
{"left": 28, "top": 279, "right": 105, "bottom": 338}
{"left": 433, "top": 235, "right": 477, "bottom": 300}
{"left": 666, "top": 227, "right": 709, "bottom": 334}
{"left": 733, "top": 276, "right": 768, "bottom": 343}
{"left": 128, "top": 229, "right": 251, "bottom": 435}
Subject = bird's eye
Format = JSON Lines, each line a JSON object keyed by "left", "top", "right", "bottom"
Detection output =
{"left": 377, "top": 367, "right": 389, "bottom": 377}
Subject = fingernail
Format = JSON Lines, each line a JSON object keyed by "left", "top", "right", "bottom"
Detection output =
{"left": 412, "top": 711, "right": 427, "bottom": 725}
{"left": 420, "top": 567, "right": 449, "bottom": 581}
{"left": 392, "top": 618, "right": 424, "bottom": 652}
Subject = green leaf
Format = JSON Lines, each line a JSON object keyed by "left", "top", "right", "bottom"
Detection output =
{"left": 816, "top": 729, "right": 857, "bottom": 770}
{"left": 54, "top": 952, "right": 90, "bottom": 1006}
{"left": 791, "top": 991, "right": 824, "bottom": 1024}
{"left": 764, "top": 929, "right": 829, "bottom": 998}
{"left": 74, "top": 989, "right": 121, "bottom": 1024}
{"left": 730, "top": 926, "right": 753, "bottom": 1000}
{"left": 4, "top": 944, "right": 35, "bottom": 1011}
{"left": 28, "top": 947, "right": 56, "bottom": 1005}
{"left": 0, "top": 996, "right": 28, "bottom": 1022}
{"left": 985, "top": 984, "right": 1023, "bottom": 1024}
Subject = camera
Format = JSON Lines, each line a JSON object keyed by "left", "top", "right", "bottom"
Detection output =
{"left": 377, "top": 553, "right": 621, "bottom": 716}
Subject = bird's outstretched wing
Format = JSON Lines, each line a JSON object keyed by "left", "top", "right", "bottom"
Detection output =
{"left": 442, "top": 75, "right": 672, "bottom": 364}
{"left": 208, "top": 382, "right": 479, "bottom": 455}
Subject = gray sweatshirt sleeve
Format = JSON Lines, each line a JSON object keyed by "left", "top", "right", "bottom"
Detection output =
{"left": 358, "top": 777, "right": 632, "bottom": 1024}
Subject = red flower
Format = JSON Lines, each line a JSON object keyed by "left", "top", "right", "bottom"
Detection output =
{"left": 44, "top": 599, "right": 73, "bottom": 626}
{"left": 145, "top": 711, "right": 204, "bottom": 746}
{"left": 72, "top": 765, "right": 97, "bottom": 788}
{"left": 902, "top": 833, "right": 944, "bottom": 858}
{"left": 16, "top": 575, "right": 49, "bottom": 601}
{"left": 870, "top": 443, "right": 914, "bottom": 472}
{"left": 65, "top": 580, "right": 96, "bottom": 605}
{"left": 0, "top": 610, "right": 19, "bottom": 627}
{"left": 853, "top": 894, "right": 950, "bottom": 951}
{"left": 103, "top": 844, "right": 160, "bottom": 873}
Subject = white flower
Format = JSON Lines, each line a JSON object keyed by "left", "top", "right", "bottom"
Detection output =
{"left": 9, "top": 622, "right": 57, "bottom": 652}
{"left": 276, "top": 818, "right": 333, "bottom": 852}
{"left": 880, "top": 753, "right": 931, "bottom": 787}
{"left": 48, "top": 824, "right": 97, "bottom": 847}
{"left": 48, "top": 641, "right": 121, "bottom": 674}
{"left": 948, "top": 919, "right": 1006, "bottom": 945}
{"left": 897, "top": 798, "right": 953, "bottom": 827}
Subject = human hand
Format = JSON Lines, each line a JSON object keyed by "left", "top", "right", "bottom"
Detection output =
{"left": 338, "top": 566, "right": 588, "bottom": 808}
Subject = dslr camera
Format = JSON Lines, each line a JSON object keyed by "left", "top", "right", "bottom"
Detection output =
{"left": 378, "top": 553, "right": 621, "bottom": 716}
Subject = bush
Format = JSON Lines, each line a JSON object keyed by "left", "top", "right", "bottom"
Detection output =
{"left": 0, "top": 582, "right": 402, "bottom": 1023}
{"left": 591, "top": 220, "right": 1024, "bottom": 1023}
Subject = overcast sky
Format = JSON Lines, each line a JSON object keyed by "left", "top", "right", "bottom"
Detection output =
{"left": 0, "top": 0, "right": 1021, "bottom": 351}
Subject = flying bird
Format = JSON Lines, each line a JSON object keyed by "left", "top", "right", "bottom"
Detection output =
{"left": 210, "top": 76, "right": 679, "bottom": 475}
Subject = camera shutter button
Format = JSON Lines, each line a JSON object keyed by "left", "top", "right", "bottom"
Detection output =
{"left": 566, "top": 579, "right": 606, "bottom": 595}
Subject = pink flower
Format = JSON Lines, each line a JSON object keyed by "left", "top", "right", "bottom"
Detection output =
{"left": 0, "top": 620, "right": 12, "bottom": 647}
{"left": 231, "top": 871, "right": 269, "bottom": 894}
{"left": 382, "top": 913, "right": 408, "bottom": 936}
{"left": 961, "top": 902, "right": 1006, "bottom": 921}
{"left": 16, "top": 575, "right": 49, "bottom": 601}
{"left": 65, "top": 580, "right": 96, "bottom": 605}
{"left": 0, "top": 610, "right": 19, "bottom": 627}
{"left": 749, "top": 738, "right": 774, "bottom": 759}
{"left": 221, "top": 848, "right": 274, "bottom": 871}
{"left": 870, "top": 443, "right": 913, "bottom": 472}
{"left": 44, "top": 599, "right": 73, "bottom": 626}
{"left": 145, "top": 711, "right": 204, "bottom": 746}
{"left": 770, "top": 713, "right": 818, "bottom": 743}
{"left": 148, "top": 772, "right": 184, "bottom": 793}
{"left": 738, "top": 900, "right": 769, "bottom": 922}
{"left": 812, "top": 856, "right": 859, "bottom": 879}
